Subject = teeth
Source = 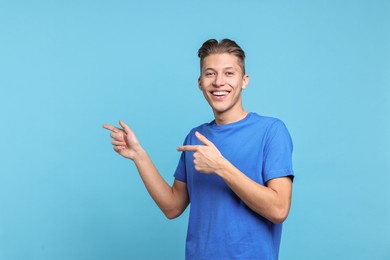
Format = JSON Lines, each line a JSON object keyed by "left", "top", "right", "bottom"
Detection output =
{"left": 213, "top": 91, "right": 228, "bottom": 96}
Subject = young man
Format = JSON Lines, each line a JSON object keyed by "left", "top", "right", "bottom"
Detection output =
{"left": 103, "top": 39, "right": 294, "bottom": 259}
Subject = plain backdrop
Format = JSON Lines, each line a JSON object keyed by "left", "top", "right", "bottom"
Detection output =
{"left": 0, "top": 0, "right": 389, "bottom": 259}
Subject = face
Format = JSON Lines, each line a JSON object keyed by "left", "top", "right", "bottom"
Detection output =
{"left": 198, "top": 53, "right": 249, "bottom": 118}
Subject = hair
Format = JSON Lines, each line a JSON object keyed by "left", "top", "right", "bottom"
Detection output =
{"left": 197, "top": 38, "right": 246, "bottom": 74}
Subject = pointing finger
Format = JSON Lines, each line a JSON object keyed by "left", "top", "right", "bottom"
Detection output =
{"left": 103, "top": 124, "right": 120, "bottom": 133}
{"left": 177, "top": 145, "right": 200, "bottom": 152}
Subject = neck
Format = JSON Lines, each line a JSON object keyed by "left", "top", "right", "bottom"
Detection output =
{"left": 213, "top": 108, "right": 248, "bottom": 125}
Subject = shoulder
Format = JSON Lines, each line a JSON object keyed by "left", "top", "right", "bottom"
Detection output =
{"left": 248, "top": 113, "right": 292, "bottom": 142}
{"left": 247, "top": 113, "right": 287, "bottom": 129}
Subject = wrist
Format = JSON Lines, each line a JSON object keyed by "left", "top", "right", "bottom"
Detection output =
{"left": 130, "top": 145, "right": 146, "bottom": 162}
{"left": 214, "top": 157, "right": 232, "bottom": 177}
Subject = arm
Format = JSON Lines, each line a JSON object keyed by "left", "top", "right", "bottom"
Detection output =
{"left": 177, "top": 131, "right": 292, "bottom": 224}
{"left": 216, "top": 160, "right": 292, "bottom": 224}
{"left": 103, "top": 121, "right": 189, "bottom": 219}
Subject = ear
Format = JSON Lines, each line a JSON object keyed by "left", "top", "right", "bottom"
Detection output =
{"left": 198, "top": 76, "right": 202, "bottom": 90}
{"left": 241, "top": 74, "right": 249, "bottom": 89}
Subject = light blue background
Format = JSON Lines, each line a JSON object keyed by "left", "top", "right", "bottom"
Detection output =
{"left": 1, "top": 0, "right": 389, "bottom": 259}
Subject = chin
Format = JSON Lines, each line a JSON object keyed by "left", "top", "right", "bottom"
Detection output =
{"left": 212, "top": 107, "right": 230, "bottom": 115}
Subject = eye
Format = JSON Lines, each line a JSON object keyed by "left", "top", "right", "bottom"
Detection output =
{"left": 226, "top": 71, "right": 235, "bottom": 76}
{"left": 205, "top": 72, "right": 215, "bottom": 77}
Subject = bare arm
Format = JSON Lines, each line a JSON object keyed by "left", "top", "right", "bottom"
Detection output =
{"left": 216, "top": 160, "right": 292, "bottom": 224}
{"left": 177, "top": 131, "right": 292, "bottom": 224}
{"left": 103, "top": 121, "right": 189, "bottom": 219}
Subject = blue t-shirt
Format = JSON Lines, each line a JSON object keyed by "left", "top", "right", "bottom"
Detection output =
{"left": 174, "top": 112, "right": 294, "bottom": 260}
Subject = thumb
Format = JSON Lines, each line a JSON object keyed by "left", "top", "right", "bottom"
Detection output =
{"left": 119, "top": 120, "right": 130, "bottom": 134}
{"left": 195, "top": 131, "right": 214, "bottom": 147}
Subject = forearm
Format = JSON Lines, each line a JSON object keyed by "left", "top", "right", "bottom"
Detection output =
{"left": 103, "top": 121, "right": 188, "bottom": 218}
{"left": 216, "top": 159, "right": 292, "bottom": 224}
{"left": 132, "top": 147, "right": 188, "bottom": 218}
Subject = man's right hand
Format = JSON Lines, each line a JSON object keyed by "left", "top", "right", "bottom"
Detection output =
{"left": 103, "top": 121, "right": 142, "bottom": 161}
{"left": 103, "top": 120, "right": 189, "bottom": 219}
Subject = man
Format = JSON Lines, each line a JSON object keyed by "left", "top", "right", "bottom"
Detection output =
{"left": 103, "top": 39, "right": 294, "bottom": 259}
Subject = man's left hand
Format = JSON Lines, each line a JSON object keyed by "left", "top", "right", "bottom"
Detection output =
{"left": 177, "top": 131, "right": 225, "bottom": 174}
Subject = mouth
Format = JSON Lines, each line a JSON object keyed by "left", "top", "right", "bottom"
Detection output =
{"left": 211, "top": 90, "right": 230, "bottom": 97}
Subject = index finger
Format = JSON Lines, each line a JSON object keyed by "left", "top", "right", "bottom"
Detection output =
{"left": 177, "top": 145, "right": 200, "bottom": 152}
{"left": 102, "top": 124, "right": 120, "bottom": 133}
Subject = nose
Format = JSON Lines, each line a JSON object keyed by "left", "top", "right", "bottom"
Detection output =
{"left": 213, "top": 73, "right": 225, "bottom": 87}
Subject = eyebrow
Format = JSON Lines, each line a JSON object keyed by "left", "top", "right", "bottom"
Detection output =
{"left": 203, "top": 67, "right": 236, "bottom": 71}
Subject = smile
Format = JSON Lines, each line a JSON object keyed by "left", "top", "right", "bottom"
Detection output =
{"left": 211, "top": 91, "right": 230, "bottom": 96}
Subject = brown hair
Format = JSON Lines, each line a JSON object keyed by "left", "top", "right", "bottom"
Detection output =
{"left": 198, "top": 39, "right": 246, "bottom": 74}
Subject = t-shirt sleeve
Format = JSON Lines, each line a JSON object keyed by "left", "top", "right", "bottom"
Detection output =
{"left": 174, "top": 134, "right": 190, "bottom": 183}
{"left": 174, "top": 151, "right": 187, "bottom": 183}
{"left": 262, "top": 120, "right": 294, "bottom": 183}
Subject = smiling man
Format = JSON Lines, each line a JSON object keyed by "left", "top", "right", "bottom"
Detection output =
{"left": 103, "top": 39, "right": 294, "bottom": 260}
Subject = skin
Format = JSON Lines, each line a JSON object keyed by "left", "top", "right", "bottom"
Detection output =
{"left": 103, "top": 53, "right": 293, "bottom": 224}
{"left": 102, "top": 121, "right": 189, "bottom": 219}
{"left": 197, "top": 53, "right": 249, "bottom": 125}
